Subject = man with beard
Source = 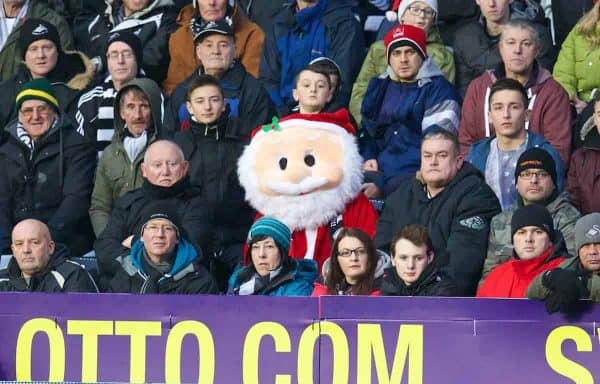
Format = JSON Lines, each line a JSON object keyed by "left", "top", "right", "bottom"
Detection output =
{"left": 237, "top": 109, "right": 378, "bottom": 271}
{"left": 94, "top": 140, "right": 213, "bottom": 289}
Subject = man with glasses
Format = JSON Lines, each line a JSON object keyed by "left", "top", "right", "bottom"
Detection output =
{"left": 0, "top": 78, "right": 97, "bottom": 257}
{"left": 466, "top": 78, "right": 564, "bottom": 210}
{"left": 108, "top": 201, "right": 218, "bottom": 294}
{"left": 479, "top": 146, "right": 580, "bottom": 286}
{"left": 76, "top": 32, "right": 145, "bottom": 155}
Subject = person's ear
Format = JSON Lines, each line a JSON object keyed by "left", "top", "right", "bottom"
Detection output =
{"left": 292, "top": 88, "right": 299, "bottom": 102}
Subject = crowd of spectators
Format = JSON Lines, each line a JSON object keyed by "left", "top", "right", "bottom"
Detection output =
{"left": 0, "top": 0, "right": 599, "bottom": 314}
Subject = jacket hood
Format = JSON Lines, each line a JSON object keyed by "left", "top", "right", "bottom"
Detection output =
{"left": 291, "top": 259, "right": 319, "bottom": 283}
{"left": 580, "top": 115, "right": 600, "bottom": 145}
{"left": 130, "top": 238, "right": 199, "bottom": 278}
{"left": 113, "top": 77, "right": 164, "bottom": 139}
{"left": 58, "top": 51, "right": 95, "bottom": 91}
{"left": 384, "top": 57, "right": 443, "bottom": 86}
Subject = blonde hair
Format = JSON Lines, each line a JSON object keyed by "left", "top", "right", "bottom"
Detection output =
{"left": 576, "top": 2, "right": 600, "bottom": 48}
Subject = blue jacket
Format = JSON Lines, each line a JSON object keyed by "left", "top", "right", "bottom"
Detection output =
{"left": 466, "top": 131, "right": 565, "bottom": 191}
{"left": 259, "top": 0, "right": 364, "bottom": 110}
{"left": 360, "top": 59, "right": 461, "bottom": 193}
{"left": 228, "top": 259, "right": 317, "bottom": 296}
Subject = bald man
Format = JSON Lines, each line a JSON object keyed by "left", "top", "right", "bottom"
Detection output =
{"left": 94, "top": 140, "right": 213, "bottom": 288}
{"left": 0, "top": 219, "right": 98, "bottom": 292}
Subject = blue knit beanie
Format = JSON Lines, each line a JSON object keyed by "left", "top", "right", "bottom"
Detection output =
{"left": 247, "top": 217, "right": 291, "bottom": 254}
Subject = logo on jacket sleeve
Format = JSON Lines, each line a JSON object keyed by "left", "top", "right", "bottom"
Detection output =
{"left": 459, "top": 216, "right": 486, "bottom": 230}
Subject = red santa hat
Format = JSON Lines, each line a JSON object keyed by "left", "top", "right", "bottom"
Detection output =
{"left": 384, "top": 24, "right": 427, "bottom": 63}
{"left": 385, "top": 0, "right": 438, "bottom": 22}
{"left": 250, "top": 109, "right": 357, "bottom": 140}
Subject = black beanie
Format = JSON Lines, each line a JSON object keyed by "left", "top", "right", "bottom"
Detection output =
{"left": 511, "top": 204, "right": 555, "bottom": 243}
{"left": 105, "top": 31, "right": 143, "bottom": 65}
{"left": 140, "top": 201, "right": 182, "bottom": 238}
{"left": 514, "top": 147, "right": 557, "bottom": 187}
{"left": 19, "top": 19, "right": 61, "bottom": 59}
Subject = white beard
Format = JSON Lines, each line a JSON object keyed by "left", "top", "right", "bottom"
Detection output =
{"left": 238, "top": 130, "right": 364, "bottom": 231}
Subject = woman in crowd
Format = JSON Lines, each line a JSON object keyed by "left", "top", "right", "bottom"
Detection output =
{"left": 312, "top": 228, "right": 385, "bottom": 296}
{"left": 554, "top": 1, "right": 600, "bottom": 114}
{"left": 228, "top": 217, "right": 317, "bottom": 296}
{"left": 380, "top": 224, "right": 457, "bottom": 296}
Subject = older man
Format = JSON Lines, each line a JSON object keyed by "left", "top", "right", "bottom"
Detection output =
{"left": 94, "top": 140, "right": 213, "bottom": 285}
{"left": 163, "top": 0, "right": 264, "bottom": 94}
{"left": 0, "top": 79, "right": 96, "bottom": 256}
{"left": 165, "top": 19, "right": 274, "bottom": 136}
{"left": 0, "top": 0, "right": 73, "bottom": 82}
{"left": 459, "top": 19, "right": 571, "bottom": 163}
{"left": 0, "top": 219, "right": 98, "bottom": 292}
{"left": 76, "top": 31, "right": 146, "bottom": 154}
{"left": 374, "top": 129, "right": 501, "bottom": 295}
{"left": 109, "top": 201, "right": 218, "bottom": 294}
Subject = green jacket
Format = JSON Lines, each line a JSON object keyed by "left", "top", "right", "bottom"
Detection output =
{"left": 553, "top": 27, "right": 600, "bottom": 102}
{"left": 526, "top": 257, "right": 600, "bottom": 302}
{"left": 349, "top": 28, "right": 455, "bottom": 124}
{"left": 89, "top": 78, "right": 164, "bottom": 236}
{"left": 0, "top": 2, "right": 74, "bottom": 82}
{"left": 479, "top": 192, "right": 581, "bottom": 287}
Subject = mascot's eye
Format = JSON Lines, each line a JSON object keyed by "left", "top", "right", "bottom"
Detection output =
{"left": 279, "top": 157, "right": 288, "bottom": 170}
{"left": 304, "top": 154, "right": 315, "bottom": 167}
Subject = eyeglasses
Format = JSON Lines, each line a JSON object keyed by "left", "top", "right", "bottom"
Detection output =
{"left": 338, "top": 247, "right": 367, "bottom": 258}
{"left": 519, "top": 170, "right": 550, "bottom": 180}
{"left": 19, "top": 105, "right": 52, "bottom": 119}
{"left": 106, "top": 50, "right": 135, "bottom": 61}
{"left": 406, "top": 6, "right": 436, "bottom": 18}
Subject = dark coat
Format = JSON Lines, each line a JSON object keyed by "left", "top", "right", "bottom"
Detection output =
{"left": 380, "top": 265, "right": 457, "bottom": 296}
{"left": 374, "top": 163, "right": 501, "bottom": 296}
{"left": 0, "top": 117, "right": 96, "bottom": 256}
{"left": 0, "top": 244, "right": 98, "bottom": 292}
{"left": 94, "top": 177, "right": 214, "bottom": 280}
{"left": 108, "top": 239, "right": 218, "bottom": 294}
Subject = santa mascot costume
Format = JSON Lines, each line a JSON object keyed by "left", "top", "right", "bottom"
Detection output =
{"left": 237, "top": 109, "right": 378, "bottom": 271}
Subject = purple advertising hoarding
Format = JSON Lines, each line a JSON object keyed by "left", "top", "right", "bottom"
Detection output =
{"left": 0, "top": 293, "right": 599, "bottom": 383}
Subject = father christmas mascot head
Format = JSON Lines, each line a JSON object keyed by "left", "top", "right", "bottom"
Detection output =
{"left": 238, "top": 109, "right": 378, "bottom": 271}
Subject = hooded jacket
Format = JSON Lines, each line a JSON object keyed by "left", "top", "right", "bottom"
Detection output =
{"left": 94, "top": 177, "right": 214, "bottom": 281}
{"left": 349, "top": 27, "right": 455, "bottom": 124}
{"left": 466, "top": 130, "right": 566, "bottom": 195}
{"left": 73, "top": 0, "right": 178, "bottom": 82}
{"left": 0, "top": 244, "right": 98, "bottom": 292}
{"left": 477, "top": 237, "right": 569, "bottom": 298}
{"left": 89, "top": 78, "right": 165, "bottom": 236}
{"left": 0, "top": 1, "right": 74, "bottom": 82}
{"left": 380, "top": 264, "right": 458, "bottom": 296}
{"left": 0, "top": 116, "right": 97, "bottom": 257}
{"left": 567, "top": 117, "right": 600, "bottom": 214}
{"left": 228, "top": 259, "right": 318, "bottom": 296}
{"left": 374, "top": 162, "right": 501, "bottom": 295}
{"left": 109, "top": 238, "right": 218, "bottom": 294}
{"left": 165, "top": 61, "right": 275, "bottom": 137}
{"left": 453, "top": 13, "right": 554, "bottom": 95}
{"left": 459, "top": 64, "right": 572, "bottom": 163}
{"left": 360, "top": 58, "right": 461, "bottom": 195}
{"left": 259, "top": 0, "right": 365, "bottom": 109}
{"left": 0, "top": 50, "right": 94, "bottom": 130}
{"left": 162, "top": 3, "right": 265, "bottom": 95}
{"left": 481, "top": 193, "right": 581, "bottom": 286}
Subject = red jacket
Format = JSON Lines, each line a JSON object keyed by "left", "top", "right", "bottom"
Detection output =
{"left": 311, "top": 282, "right": 380, "bottom": 296}
{"left": 459, "top": 65, "right": 571, "bottom": 164}
{"left": 477, "top": 245, "right": 566, "bottom": 298}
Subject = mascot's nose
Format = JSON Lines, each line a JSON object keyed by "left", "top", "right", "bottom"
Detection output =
{"left": 285, "top": 162, "right": 311, "bottom": 183}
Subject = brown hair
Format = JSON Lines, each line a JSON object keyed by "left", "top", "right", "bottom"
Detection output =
{"left": 326, "top": 228, "right": 378, "bottom": 295}
{"left": 186, "top": 74, "right": 224, "bottom": 101}
{"left": 118, "top": 86, "right": 148, "bottom": 109}
{"left": 390, "top": 224, "right": 434, "bottom": 257}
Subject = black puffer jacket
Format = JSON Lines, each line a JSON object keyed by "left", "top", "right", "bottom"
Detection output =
{"left": 0, "top": 244, "right": 98, "bottom": 292}
{"left": 94, "top": 177, "right": 214, "bottom": 280}
{"left": 374, "top": 163, "right": 501, "bottom": 296}
{"left": 380, "top": 265, "right": 457, "bottom": 296}
{"left": 0, "top": 117, "right": 97, "bottom": 256}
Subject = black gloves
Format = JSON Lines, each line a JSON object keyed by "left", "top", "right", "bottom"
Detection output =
{"left": 542, "top": 269, "right": 590, "bottom": 314}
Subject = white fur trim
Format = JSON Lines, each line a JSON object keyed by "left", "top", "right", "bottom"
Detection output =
{"left": 253, "top": 118, "right": 352, "bottom": 140}
{"left": 386, "top": 10, "right": 398, "bottom": 22}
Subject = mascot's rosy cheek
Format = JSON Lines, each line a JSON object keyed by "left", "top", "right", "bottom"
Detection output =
{"left": 237, "top": 110, "right": 379, "bottom": 272}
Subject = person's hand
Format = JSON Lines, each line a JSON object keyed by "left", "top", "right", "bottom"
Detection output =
{"left": 542, "top": 269, "right": 589, "bottom": 314}
{"left": 361, "top": 182, "right": 382, "bottom": 199}
{"left": 572, "top": 97, "right": 588, "bottom": 114}
{"left": 121, "top": 235, "right": 134, "bottom": 249}
{"left": 363, "top": 159, "right": 378, "bottom": 172}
